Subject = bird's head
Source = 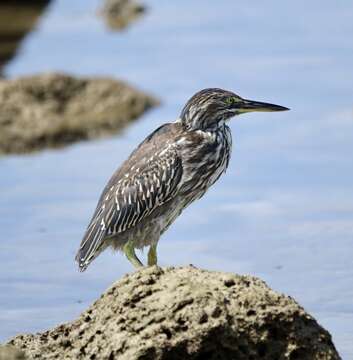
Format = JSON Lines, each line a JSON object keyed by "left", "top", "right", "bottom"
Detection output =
{"left": 180, "top": 88, "right": 289, "bottom": 131}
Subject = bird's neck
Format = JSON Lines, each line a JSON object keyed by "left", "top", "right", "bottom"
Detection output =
{"left": 177, "top": 116, "right": 225, "bottom": 133}
{"left": 175, "top": 118, "right": 230, "bottom": 147}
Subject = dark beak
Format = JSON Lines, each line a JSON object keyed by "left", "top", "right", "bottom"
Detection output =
{"left": 239, "top": 99, "right": 290, "bottom": 113}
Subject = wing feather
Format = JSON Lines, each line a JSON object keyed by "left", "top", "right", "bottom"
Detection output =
{"left": 76, "top": 132, "right": 182, "bottom": 271}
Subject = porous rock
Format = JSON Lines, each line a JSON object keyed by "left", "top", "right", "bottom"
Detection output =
{"left": 0, "top": 73, "right": 158, "bottom": 154}
{"left": 8, "top": 266, "right": 341, "bottom": 359}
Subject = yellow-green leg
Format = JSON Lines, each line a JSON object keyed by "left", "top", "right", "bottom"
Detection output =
{"left": 147, "top": 243, "right": 158, "bottom": 266}
{"left": 123, "top": 240, "right": 143, "bottom": 268}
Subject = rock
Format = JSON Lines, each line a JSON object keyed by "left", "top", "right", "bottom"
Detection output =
{"left": 0, "top": 73, "right": 158, "bottom": 154}
{"left": 0, "top": 1, "right": 50, "bottom": 76}
{"left": 0, "top": 345, "right": 26, "bottom": 360}
{"left": 7, "top": 266, "right": 340, "bottom": 359}
{"left": 101, "top": 0, "right": 145, "bottom": 30}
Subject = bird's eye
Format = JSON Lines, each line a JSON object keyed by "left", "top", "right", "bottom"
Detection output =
{"left": 225, "top": 97, "right": 238, "bottom": 105}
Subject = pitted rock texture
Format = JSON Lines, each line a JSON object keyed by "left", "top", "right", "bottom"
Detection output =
{"left": 9, "top": 266, "right": 340, "bottom": 360}
{"left": 0, "top": 73, "right": 158, "bottom": 154}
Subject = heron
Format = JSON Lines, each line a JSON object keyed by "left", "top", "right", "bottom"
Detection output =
{"left": 76, "top": 88, "right": 289, "bottom": 271}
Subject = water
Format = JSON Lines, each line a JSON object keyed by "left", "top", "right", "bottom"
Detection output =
{"left": 1, "top": 0, "right": 353, "bottom": 357}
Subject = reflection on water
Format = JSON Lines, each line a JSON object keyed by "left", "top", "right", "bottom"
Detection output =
{"left": 0, "top": 0, "right": 352, "bottom": 358}
{"left": 0, "top": 0, "right": 50, "bottom": 76}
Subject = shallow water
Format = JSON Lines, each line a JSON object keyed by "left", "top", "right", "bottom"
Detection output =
{"left": 1, "top": 0, "right": 353, "bottom": 357}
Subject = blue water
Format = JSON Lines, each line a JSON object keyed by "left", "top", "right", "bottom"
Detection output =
{"left": 1, "top": 0, "right": 353, "bottom": 357}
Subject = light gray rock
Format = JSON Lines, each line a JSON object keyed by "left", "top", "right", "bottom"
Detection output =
{"left": 8, "top": 266, "right": 341, "bottom": 359}
{"left": 0, "top": 73, "right": 158, "bottom": 154}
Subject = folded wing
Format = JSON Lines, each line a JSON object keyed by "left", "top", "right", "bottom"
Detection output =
{"left": 76, "top": 128, "right": 183, "bottom": 271}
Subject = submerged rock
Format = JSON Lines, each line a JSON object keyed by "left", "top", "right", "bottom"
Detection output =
{"left": 8, "top": 266, "right": 340, "bottom": 359}
{"left": 0, "top": 73, "right": 158, "bottom": 154}
{"left": 101, "top": 0, "right": 145, "bottom": 30}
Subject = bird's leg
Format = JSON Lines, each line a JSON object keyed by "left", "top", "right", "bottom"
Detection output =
{"left": 123, "top": 240, "right": 144, "bottom": 268}
{"left": 147, "top": 243, "right": 158, "bottom": 266}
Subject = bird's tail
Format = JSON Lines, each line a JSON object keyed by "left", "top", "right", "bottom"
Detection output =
{"left": 75, "top": 218, "right": 106, "bottom": 272}
{"left": 75, "top": 250, "right": 90, "bottom": 272}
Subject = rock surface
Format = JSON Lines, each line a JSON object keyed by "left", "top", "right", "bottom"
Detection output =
{"left": 8, "top": 266, "right": 340, "bottom": 360}
{"left": 0, "top": 345, "right": 26, "bottom": 360}
{"left": 101, "top": 0, "right": 145, "bottom": 30}
{"left": 0, "top": 73, "right": 158, "bottom": 154}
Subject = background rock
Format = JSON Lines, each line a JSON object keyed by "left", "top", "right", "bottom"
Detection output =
{"left": 101, "top": 0, "right": 145, "bottom": 31}
{"left": 0, "top": 73, "right": 158, "bottom": 154}
{"left": 0, "top": 1, "right": 50, "bottom": 76}
{"left": 8, "top": 266, "right": 341, "bottom": 360}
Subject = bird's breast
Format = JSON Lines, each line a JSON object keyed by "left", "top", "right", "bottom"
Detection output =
{"left": 178, "top": 125, "right": 232, "bottom": 200}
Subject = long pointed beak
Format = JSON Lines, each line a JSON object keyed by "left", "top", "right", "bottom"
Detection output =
{"left": 239, "top": 99, "right": 290, "bottom": 113}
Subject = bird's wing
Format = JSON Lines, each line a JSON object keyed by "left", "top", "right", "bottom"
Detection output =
{"left": 76, "top": 125, "right": 183, "bottom": 270}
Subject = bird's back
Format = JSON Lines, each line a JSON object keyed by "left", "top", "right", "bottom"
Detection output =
{"left": 102, "top": 122, "right": 182, "bottom": 197}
